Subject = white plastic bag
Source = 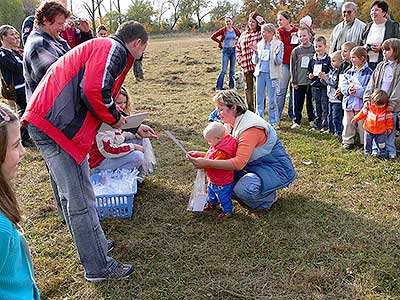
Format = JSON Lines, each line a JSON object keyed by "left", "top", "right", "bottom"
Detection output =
{"left": 142, "top": 138, "right": 156, "bottom": 175}
{"left": 187, "top": 169, "right": 208, "bottom": 212}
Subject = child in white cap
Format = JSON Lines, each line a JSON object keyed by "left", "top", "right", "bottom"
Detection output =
{"left": 300, "top": 15, "right": 315, "bottom": 42}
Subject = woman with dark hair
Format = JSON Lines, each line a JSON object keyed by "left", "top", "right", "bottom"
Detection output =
{"left": 361, "top": 0, "right": 400, "bottom": 70}
{"left": 0, "top": 25, "right": 33, "bottom": 147}
{"left": 276, "top": 10, "right": 298, "bottom": 121}
{"left": 96, "top": 25, "right": 108, "bottom": 38}
{"left": 236, "top": 11, "right": 265, "bottom": 112}
{"left": 211, "top": 16, "right": 241, "bottom": 90}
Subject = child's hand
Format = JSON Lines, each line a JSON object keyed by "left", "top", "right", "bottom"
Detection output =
{"left": 387, "top": 129, "right": 392, "bottom": 135}
{"left": 308, "top": 73, "right": 314, "bottom": 79}
{"left": 319, "top": 72, "right": 327, "bottom": 80}
{"left": 137, "top": 124, "right": 158, "bottom": 139}
{"left": 350, "top": 118, "right": 356, "bottom": 125}
{"left": 187, "top": 151, "right": 200, "bottom": 158}
{"left": 348, "top": 86, "right": 356, "bottom": 95}
{"left": 133, "top": 144, "right": 144, "bottom": 152}
{"left": 293, "top": 84, "right": 299, "bottom": 90}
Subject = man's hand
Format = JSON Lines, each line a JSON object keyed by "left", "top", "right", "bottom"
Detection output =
{"left": 111, "top": 115, "right": 127, "bottom": 128}
{"left": 293, "top": 84, "right": 299, "bottom": 90}
{"left": 308, "top": 73, "right": 314, "bottom": 79}
{"left": 137, "top": 124, "right": 158, "bottom": 139}
{"left": 350, "top": 118, "right": 356, "bottom": 125}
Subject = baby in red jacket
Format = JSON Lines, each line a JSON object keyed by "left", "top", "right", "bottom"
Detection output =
{"left": 202, "top": 122, "right": 237, "bottom": 221}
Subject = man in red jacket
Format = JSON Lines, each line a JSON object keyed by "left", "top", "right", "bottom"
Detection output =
{"left": 22, "top": 20, "right": 155, "bottom": 283}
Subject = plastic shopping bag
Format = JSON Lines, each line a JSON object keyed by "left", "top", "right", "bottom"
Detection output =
{"left": 142, "top": 138, "right": 157, "bottom": 175}
{"left": 187, "top": 169, "right": 208, "bottom": 212}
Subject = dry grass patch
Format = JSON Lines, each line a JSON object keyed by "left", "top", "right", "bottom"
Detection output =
{"left": 14, "top": 33, "right": 400, "bottom": 300}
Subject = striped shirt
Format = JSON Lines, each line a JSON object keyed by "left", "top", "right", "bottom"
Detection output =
{"left": 236, "top": 30, "right": 262, "bottom": 73}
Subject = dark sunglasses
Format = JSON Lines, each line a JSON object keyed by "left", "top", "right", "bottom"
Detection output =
{"left": 342, "top": 10, "right": 353, "bottom": 14}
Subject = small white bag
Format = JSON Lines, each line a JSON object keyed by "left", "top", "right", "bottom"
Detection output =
{"left": 187, "top": 169, "right": 208, "bottom": 212}
{"left": 142, "top": 138, "right": 156, "bottom": 175}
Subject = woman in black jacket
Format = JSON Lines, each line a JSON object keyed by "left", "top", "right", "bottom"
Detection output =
{"left": 0, "top": 25, "right": 32, "bottom": 147}
{"left": 361, "top": 0, "right": 400, "bottom": 70}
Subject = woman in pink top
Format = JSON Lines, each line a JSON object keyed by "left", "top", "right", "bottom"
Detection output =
{"left": 276, "top": 11, "right": 299, "bottom": 120}
{"left": 236, "top": 11, "right": 265, "bottom": 112}
{"left": 188, "top": 90, "right": 296, "bottom": 210}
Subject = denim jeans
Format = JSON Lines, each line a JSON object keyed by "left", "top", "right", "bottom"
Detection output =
{"left": 255, "top": 72, "right": 280, "bottom": 124}
{"left": 328, "top": 102, "right": 343, "bottom": 135}
{"left": 276, "top": 63, "right": 294, "bottom": 119}
{"left": 311, "top": 86, "right": 328, "bottom": 129}
{"left": 293, "top": 85, "right": 315, "bottom": 125}
{"left": 233, "top": 173, "right": 277, "bottom": 209}
{"left": 216, "top": 47, "right": 236, "bottom": 89}
{"left": 365, "top": 131, "right": 386, "bottom": 157}
{"left": 28, "top": 124, "right": 117, "bottom": 277}
{"left": 208, "top": 182, "right": 234, "bottom": 213}
{"left": 372, "top": 111, "right": 398, "bottom": 157}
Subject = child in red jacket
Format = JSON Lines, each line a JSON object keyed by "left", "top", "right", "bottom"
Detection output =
{"left": 190, "top": 122, "right": 237, "bottom": 220}
{"left": 352, "top": 90, "right": 393, "bottom": 158}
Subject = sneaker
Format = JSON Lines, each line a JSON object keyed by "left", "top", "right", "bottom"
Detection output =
{"left": 388, "top": 154, "right": 397, "bottom": 160}
{"left": 291, "top": 123, "right": 300, "bottom": 129}
{"left": 216, "top": 212, "right": 232, "bottom": 221}
{"left": 107, "top": 239, "right": 115, "bottom": 254}
{"left": 342, "top": 144, "right": 354, "bottom": 150}
{"left": 85, "top": 262, "right": 134, "bottom": 283}
{"left": 309, "top": 121, "right": 315, "bottom": 128}
{"left": 204, "top": 202, "right": 217, "bottom": 211}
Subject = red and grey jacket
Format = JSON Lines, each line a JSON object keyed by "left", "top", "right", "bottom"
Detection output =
{"left": 22, "top": 35, "right": 134, "bottom": 164}
{"left": 211, "top": 26, "right": 241, "bottom": 49}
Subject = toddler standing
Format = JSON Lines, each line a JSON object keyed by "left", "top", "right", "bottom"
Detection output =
{"left": 253, "top": 23, "right": 283, "bottom": 127}
{"left": 340, "top": 46, "right": 373, "bottom": 149}
{"left": 290, "top": 27, "right": 316, "bottom": 129}
{"left": 363, "top": 38, "right": 400, "bottom": 159}
{"left": 308, "top": 36, "right": 331, "bottom": 132}
{"left": 188, "top": 122, "right": 237, "bottom": 221}
{"left": 352, "top": 90, "right": 393, "bottom": 158}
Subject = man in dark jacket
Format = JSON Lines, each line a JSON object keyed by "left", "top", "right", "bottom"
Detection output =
{"left": 22, "top": 20, "right": 154, "bottom": 283}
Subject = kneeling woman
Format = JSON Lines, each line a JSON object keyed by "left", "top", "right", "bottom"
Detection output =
{"left": 188, "top": 90, "right": 296, "bottom": 209}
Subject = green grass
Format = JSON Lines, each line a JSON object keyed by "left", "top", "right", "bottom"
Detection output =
{"left": 15, "top": 33, "right": 400, "bottom": 300}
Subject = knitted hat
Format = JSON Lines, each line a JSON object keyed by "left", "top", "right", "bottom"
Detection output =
{"left": 300, "top": 15, "right": 312, "bottom": 28}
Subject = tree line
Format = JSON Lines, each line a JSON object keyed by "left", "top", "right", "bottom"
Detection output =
{"left": 1, "top": 0, "right": 400, "bottom": 36}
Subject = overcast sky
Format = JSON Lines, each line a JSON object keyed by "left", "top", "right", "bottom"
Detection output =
{"left": 68, "top": 0, "right": 131, "bottom": 18}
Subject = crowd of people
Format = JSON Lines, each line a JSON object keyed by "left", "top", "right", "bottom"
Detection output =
{"left": 211, "top": 0, "right": 400, "bottom": 159}
{"left": 0, "top": 0, "right": 399, "bottom": 297}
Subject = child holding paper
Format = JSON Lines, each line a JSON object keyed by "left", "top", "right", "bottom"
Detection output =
{"left": 188, "top": 122, "right": 237, "bottom": 221}
{"left": 308, "top": 36, "right": 331, "bottom": 132}
{"left": 340, "top": 46, "right": 373, "bottom": 150}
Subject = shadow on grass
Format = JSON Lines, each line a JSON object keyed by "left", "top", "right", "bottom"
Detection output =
{"left": 81, "top": 182, "right": 400, "bottom": 300}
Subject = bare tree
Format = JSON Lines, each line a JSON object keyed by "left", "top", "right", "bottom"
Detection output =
{"left": 192, "top": 0, "right": 211, "bottom": 28}
{"left": 167, "top": 0, "right": 180, "bottom": 30}
{"left": 82, "top": 0, "right": 105, "bottom": 32}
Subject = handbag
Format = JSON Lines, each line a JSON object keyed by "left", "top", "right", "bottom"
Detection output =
{"left": 1, "top": 78, "right": 17, "bottom": 101}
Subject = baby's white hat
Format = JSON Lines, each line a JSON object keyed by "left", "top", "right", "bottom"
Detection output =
{"left": 300, "top": 15, "right": 312, "bottom": 28}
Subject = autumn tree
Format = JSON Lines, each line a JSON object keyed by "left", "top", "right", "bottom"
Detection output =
{"left": 0, "top": 0, "right": 25, "bottom": 32}
{"left": 355, "top": 0, "right": 400, "bottom": 23}
{"left": 126, "top": 0, "right": 156, "bottom": 24}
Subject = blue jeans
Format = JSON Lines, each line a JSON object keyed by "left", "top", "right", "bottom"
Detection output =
{"left": 372, "top": 112, "right": 398, "bottom": 157}
{"left": 311, "top": 86, "right": 328, "bottom": 129}
{"left": 256, "top": 72, "right": 280, "bottom": 124}
{"left": 365, "top": 131, "right": 386, "bottom": 157}
{"left": 208, "top": 182, "right": 234, "bottom": 213}
{"left": 328, "top": 102, "right": 343, "bottom": 135}
{"left": 28, "top": 125, "right": 117, "bottom": 278}
{"left": 216, "top": 47, "right": 235, "bottom": 89}
{"left": 276, "top": 63, "right": 294, "bottom": 119}
{"left": 293, "top": 85, "right": 315, "bottom": 125}
{"left": 233, "top": 173, "right": 277, "bottom": 209}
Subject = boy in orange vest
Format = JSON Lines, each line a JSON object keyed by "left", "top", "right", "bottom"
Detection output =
{"left": 352, "top": 90, "right": 393, "bottom": 158}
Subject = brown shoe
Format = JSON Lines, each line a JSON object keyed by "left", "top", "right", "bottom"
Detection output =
{"left": 216, "top": 212, "right": 232, "bottom": 221}
{"left": 204, "top": 202, "right": 217, "bottom": 212}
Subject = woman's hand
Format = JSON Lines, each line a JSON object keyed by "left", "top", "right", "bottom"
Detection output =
{"left": 137, "top": 124, "right": 158, "bottom": 139}
{"left": 371, "top": 44, "right": 381, "bottom": 53}
{"left": 133, "top": 144, "right": 144, "bottom": 152}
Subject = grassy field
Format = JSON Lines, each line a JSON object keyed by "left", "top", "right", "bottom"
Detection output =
{"left": 14, "top": 33, "right": 400, "bottom": 300}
